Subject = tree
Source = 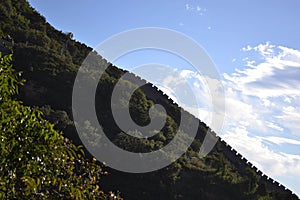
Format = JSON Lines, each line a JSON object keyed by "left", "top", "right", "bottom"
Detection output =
{"left": 0, "top": 53, "right": 121, "bottom": 199}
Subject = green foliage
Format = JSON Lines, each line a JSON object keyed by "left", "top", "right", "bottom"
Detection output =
{"left": 0, "top": 53, "right": 24, "bottom": 99}
{"left": 0, "top": 54, "right": 122, "bottom": 199}
{"left": 38, "top": 105, "right": 72, "bottom": 130}
{"left": 129, "top": 88, "right": 151, "bottom": 126}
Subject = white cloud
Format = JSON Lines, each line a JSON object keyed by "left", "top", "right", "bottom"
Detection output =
{"left": 254, "top": 42, "right": 275, "bottom": 56}
{"left": 163, "top": 69, "right": 225, "bottom": 132}
{"left": 175, "top": 43, "right": 300, "bottom": 140}
{"left": 241, "top": 42, "right": 275, "bottom": 56}
{"left": 180, "top": 69, "right": 194, "bottom": 78}
{"left": 260, "top": 136, "right": 300, "bottom": 145}
{"left": 185, "top": 3, "right": 205, "bottom": 15}
{"left": 284, "top": 97, "right": 292, "bottom": 103}
{"left": 223, "top": 42, "right": 300, "bottom": 135}
{"left": 225, "top": 43, "right": 300, "bottom": 99}
{"left": 222, "top": 129, "right": 300, "bottom": 177}
{"left": 266, "top": 121, "right": 284, "bottom": 132}
{"left": 185, "top": 3, "right": 191, "bottom": 11}
{"left": 276, "top": 106, "right": 300, "bottom": 135}
{"left": 241, "top": 45, "right": 252, "bottom": 52}
{"left": 221, "top": 43, "right": 300, "bottom": 195}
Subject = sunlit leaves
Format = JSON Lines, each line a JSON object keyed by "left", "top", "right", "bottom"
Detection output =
{"left": 0, "top": 53, "right": 122, "bottom": 199}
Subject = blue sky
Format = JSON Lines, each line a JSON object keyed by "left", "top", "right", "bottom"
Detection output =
{"left": 28, "top": 0, "right": 300, "bottom": 196}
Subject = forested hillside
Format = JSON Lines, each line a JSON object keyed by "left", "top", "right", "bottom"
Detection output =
{"left": 0, "top": 0, "right": 298, "bottom": 199}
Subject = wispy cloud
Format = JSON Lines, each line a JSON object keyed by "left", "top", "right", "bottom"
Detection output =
{"left": 226, "top": 42, "right": 300, "bottom": 99}
{"left": 260, "top": 136, "right": 300, "bottom": 145}
{"left": 223, "top": 43, "right": 300, "bottom": 136}
{"left": 266, "top": 121, "right": 284, "bottom": 132}
{"left": 157, "top": 42, "right": 300, "bottom": 195}
{"left": 185, "top": 3, "right": 191, "bottom": 11}
{"left": 185, "top": 3, "right": 206, "bottom": 15}
{"left": 223, "top": 128, "right": 300, "bottom": 177}
{"left": 276, "top": 106, "right": 300, "bottom": 135}
{"left": 222, "top": 42, "right": 300, "bottom": 195}
{"left": 241, "top": 41, "right": 275, "bottom": 56}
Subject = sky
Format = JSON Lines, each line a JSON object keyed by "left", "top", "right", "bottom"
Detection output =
{"left": 28, "top": 0, "right": 300, "bottom": 196}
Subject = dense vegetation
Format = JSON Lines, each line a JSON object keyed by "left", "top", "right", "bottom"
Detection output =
{"left": 0, "top": 53, "right": 122, "bottom": 199}
{"left": 0, "top": 0, "right": 298, "bottom": 199}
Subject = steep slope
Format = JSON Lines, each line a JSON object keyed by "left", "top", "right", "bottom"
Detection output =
{"left": 0, "top": 0, "right": 298, "bottom": 199}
